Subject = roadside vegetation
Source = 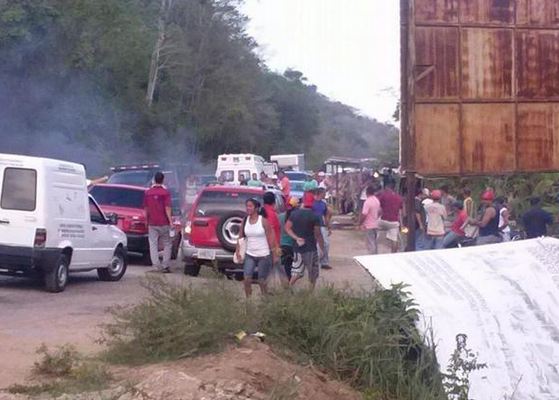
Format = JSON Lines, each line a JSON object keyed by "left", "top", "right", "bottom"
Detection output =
{"left": 8, "top": 344, "right": 112, "bottom": 397}
{"left": 100, "top": 277, "right": 447, "bottom": 399}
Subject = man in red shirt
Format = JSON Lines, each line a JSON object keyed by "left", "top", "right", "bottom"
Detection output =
{"left": 278, "top": 170, "right": 290, "bottom": 201}
{"left": 144, "top": 172, "right": 173, "bottom": 273}
{"left": 263, "top": 192, "right": 288, "bottom": 287}
{"left": 443, "top": 201, "right": 468, "bottom": 248}
{"left": 376, "top": 181, "right": 403, "bottom": 253}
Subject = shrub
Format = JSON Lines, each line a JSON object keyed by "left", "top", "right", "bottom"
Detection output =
{"left": 259, "top": 285, "right": 445, "bottom": 400}
{"left": 102, "top": 278, "right": 446, "bottom": 399}
{"left": 101, "top": 277, "right": 250, "bottom": 364}
{"left": 9, "top": 345, "right": 112, "bottom": 396}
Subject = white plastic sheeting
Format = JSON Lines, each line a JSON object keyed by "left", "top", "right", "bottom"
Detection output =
{"left": 355, "top": 238, "right": 559, "bottom": 400}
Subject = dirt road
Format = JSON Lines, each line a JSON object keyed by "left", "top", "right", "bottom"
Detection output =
{"left": 0, "top": 227, "right": 379, "bottom": 388}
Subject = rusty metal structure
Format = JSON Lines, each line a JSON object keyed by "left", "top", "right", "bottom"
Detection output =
{"left": 400, "top": 0, "right": 559, "bottom": 250}
{"left": 401, "top": 0, "right": 559, "bottom": 177}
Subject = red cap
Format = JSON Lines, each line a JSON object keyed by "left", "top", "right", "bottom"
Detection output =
{"left": 303, "top": 191, "right": 315, "bottom": 208}
{"left": 431, "top": 190, "right": 442, "bottom": 200}
{"left": 481, "top": 190, "right": 495, "bottom": 201}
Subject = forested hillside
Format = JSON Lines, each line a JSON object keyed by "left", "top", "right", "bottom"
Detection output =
{"left": 0, "top": 0, "right": 398, "bottom": 173}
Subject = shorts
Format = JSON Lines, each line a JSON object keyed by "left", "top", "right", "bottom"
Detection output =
{"left": 291, "top": 251, "right": 320, "bottom": 283}
{"left": 378, "top": 220, "right": 400, "bottom": 242}
{"left": 243, "top": 254, "right": 272, "bottom": 281}
{"left": 281, "top": 245, "right": 294, "bottom": 279}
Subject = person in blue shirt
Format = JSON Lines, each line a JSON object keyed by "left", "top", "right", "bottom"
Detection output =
{"left": 522, "top": 197, "right": 554, "bottom": 239}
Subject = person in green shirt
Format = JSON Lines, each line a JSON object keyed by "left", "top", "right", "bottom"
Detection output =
{"left": 247, "top": 172, "right": 263, "bottom": 188}
{"left": 279, "top": 197, "right": 299, "bottom": 279}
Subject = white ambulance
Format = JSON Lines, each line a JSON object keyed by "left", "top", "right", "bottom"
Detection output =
{"left": 216, "top": 153, "right": 269, "bottom": 185}
{"left": 0, "top": 154, "right": 128, "bottom": 292}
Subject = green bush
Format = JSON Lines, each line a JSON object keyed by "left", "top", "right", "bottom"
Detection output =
{"left": 101, "top": 277, "right": 250, "bottom": 364}
{"left": 102, "top": 278, "right": 445, "bottom": 399}
{"left": 259, "top": 285, "right": 445, "bottom": 400}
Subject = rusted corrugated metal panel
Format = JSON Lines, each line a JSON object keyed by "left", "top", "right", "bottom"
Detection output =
{"left": 517, "top": 0, "right": 559, "bottom": 26}
{"left": 415, "top": 0, "right": 459, "bottom": 23}
{"left": 461, "top": 0, "right": 514, "bottom": 24}
{"left": 415, "top": 104, "right": 461, "bottom": 174}
{"left": 517, "top": 31, "right": 559, "bottom": 99}
{"left": 415, "top": 27, "right": 460, "bottom": 99}
{"left": 517, "top": 104, "right": 559, "bottom": 171}
{"left": 403, "top": 0, "right": 559, "bottom": 176}
{"left": 462, "top": 104, "right": 516, "bottom": 173}
{"left": 462, "top": 28, "right": 513, "bottom": 99}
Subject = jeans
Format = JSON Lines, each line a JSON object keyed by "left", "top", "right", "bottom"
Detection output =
{"left": 319, "top": 226, "right": 330, "bottom": 265}
{"left": 425, "top": 234, "right": 444, "bottom": 250}
{"left": 366, "top": 229, "right": 378, "bottom": 254}
{"left": 415, "top": 230, "right": 426, "bottom": 251}
{"left": 243, "top": 254, "right": 272, "bottom": 281}
{"left": 148, "top": 225, "right": 172, "bottom": 269}
{"left": 443, "top": 231, "right": 462, "bottom": 248}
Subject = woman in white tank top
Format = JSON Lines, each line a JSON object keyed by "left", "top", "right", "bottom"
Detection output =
{"left": 236, "top": 198, "right": 277, "bottom": 297}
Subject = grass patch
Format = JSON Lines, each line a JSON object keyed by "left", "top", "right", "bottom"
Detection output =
{"left": 260, "top": 285, "right": 445, "bottom": 400}
{"left": 101, "top": 278, "right": 445, "bottom": 399}
{"left": 100, "top": 277, "right": 250, "bottom": 364}
{"left": 8, "top": 344, "right": 112, "bottom": 396}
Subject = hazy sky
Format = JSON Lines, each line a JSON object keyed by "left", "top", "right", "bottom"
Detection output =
{"left": 242, "top": 0, "right": 400, "bottom": 123}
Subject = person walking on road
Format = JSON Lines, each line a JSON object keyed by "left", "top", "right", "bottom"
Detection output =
{"left": 285, "top": 194, "right": 324, "bottom": 290}
{"left": 263, "top": 192, "right": 288, "bottom": 288}
{"left": 360, "top": 185, "right": 381, "bottom": 254}
{"left": 236, "top": 198, "right": 278, "bottom": 297}
{"left": 523, "top": 197, "right": 554, "bottom": 239}
{"left": 144, "top": 172, "right": 173, "bottom": 273}
{"left": 377, "top": 181, "right": 403, "bottom": 253}
{"left": 424, "top": 189, "right": 447, "bottom": 249}
{"left": 278, "top": 170, "right": 290, "bottom": 201}
{"left": 279, "top": 197, "right": 299, "bottom": 279}
{"left": 313, "top": 187, "right": 332, "bottom": 269}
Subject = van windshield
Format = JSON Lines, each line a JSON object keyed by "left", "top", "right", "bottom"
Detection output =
{"left": 90, "top": 186, "right": 144, "bottom": 209}
{"left": 1, "top": 168, "right": 37, "bottom": 211}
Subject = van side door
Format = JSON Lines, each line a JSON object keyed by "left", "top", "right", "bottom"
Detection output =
{"left": 87, "top": 197, "right": 114, "bottom": 267}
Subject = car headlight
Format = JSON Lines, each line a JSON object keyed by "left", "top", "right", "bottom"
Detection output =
{"left": 184, "top": 222, "right": 192, "bottom": 235}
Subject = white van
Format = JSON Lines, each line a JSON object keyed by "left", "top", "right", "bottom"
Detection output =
{"left": 0, "top": 154, "right": 128, "bottom": 292}
{"left": 216, "top": 154, "right": 267, "bottom": 185}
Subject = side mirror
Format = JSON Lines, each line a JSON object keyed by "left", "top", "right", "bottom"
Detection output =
{"left": 106, "top": 213, "right": 118, "bottom": 225}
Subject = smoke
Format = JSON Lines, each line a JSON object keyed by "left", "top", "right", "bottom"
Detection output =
{"left": 0, "top": 41, "right": 209, "bottom": 178}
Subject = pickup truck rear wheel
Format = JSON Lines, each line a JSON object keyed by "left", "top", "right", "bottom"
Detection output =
{"left": 98, "top": 248, "right": 127, "bottom": 281}
{"left": 44, "top": 254, "right": 69, "bottom": 293}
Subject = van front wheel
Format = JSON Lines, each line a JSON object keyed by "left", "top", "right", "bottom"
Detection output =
{"left": 44, "top": 254, "right": 69, "bottom": 293}
{"left": 98, "top": 248, "right": 127, "bottom": 281}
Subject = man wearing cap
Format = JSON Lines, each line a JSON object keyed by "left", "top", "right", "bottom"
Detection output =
{"left": 472, "top": 190, "right": 501, "bottom": 245}
{"left": 424, "top": 189, "right": 447, "bottom": 249}
{"left": 285, "top": 194, "right": 324, "bottom": 290}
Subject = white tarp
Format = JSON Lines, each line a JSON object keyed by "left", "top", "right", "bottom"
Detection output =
{"left": 355, "top": 238, "right": 559, "bottom": 400}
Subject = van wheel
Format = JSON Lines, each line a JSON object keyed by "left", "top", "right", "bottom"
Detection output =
{"left": 44, "top": 254, "right": 69, "bottom": 293}
{"left": 98, "top": 248, "right": 127, "bottom": 281}
{"left": 184, "top": 262, "right": 201, "bottom": 277}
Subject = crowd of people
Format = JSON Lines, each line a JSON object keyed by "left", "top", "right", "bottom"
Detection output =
{"left": 234, "top": 172, "right": 333, "bottom": 297}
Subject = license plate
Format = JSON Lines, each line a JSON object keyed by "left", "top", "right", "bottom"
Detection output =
{"left": 198, "top": 249, "right": 216, "bottom": 261}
